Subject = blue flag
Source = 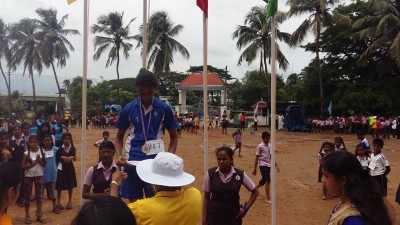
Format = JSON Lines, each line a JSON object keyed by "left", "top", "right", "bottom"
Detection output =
{"left": 327, "top": 100, "right": 333, "bottom": 115}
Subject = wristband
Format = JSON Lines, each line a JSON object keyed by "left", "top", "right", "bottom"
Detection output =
{"left": 116, "top": 152, "right": 122, "bottom": 157}
{"left": 240, "top": 202, "right": 248, "bottom": 213}
{"left": 111, "top": 181, "right": 120, "bottom": 187}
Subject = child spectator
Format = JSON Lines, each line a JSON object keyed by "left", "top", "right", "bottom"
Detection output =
{"left": 370, "top": 138, "right": 390, "bottom": 196}
{"left": 56, "top": 133, "right": 77, "bottom": 211}
{"left": 356, "top": 131, "right": 371, "bottom": 152}
{"left": 333, "top": 137, "right": 347, "bottom": 151}
{"left": 354, "top": 143, "right": 370, "bottom": 176}
{"left": 53, "top": 118, "right": 68, "bottom": 147}
{"left": 37, "top": 122, "right": 55, "bottom": 145}
{"left": 9, "top": 125, "right": 28, "bottom": 207}
{"left": 0, "top": 131, "right": 12, "bottom": 163}
{"left": 93, "top": 131, "right": 111, "bottom": 148}
{"left": 317, "top": 142, "right": 333, "bottom": 200}
{"left": 21, "top": 123, "right": 31, "bottom": 143}
{"left": 21, "top": 135, "right": 46, "bottom": 224}
{"left": 252, "top": 132, "right": 279, "bottom": 203}
{"left": 232, "top": 128, "right": 242, "bottom": 157}
{"left": 42, "top": 134, "right": 60, "bottom": 214}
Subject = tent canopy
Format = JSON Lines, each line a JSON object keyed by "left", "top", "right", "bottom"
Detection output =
{"left": 251, "top": 101, "right": 268, "bottom": 109}
{"left": 105, "top": 104, "right": 122, "bottom": 113}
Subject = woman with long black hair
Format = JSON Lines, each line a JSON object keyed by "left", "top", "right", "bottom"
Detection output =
{"left": 323, "top": 151, "right": 392, "bottom": 225}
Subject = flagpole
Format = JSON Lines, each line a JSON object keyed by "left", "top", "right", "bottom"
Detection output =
{"left": 80, "top": 0, "right": 89, "bottom": 207}
{"left": 142, "top": 0, "right": 148, "bottom": 68}
{"left": 202, "top": 13, "right": 209, "bottom": 175}
{"left": 270, "top": 13, "right": 277, "bottom": 225}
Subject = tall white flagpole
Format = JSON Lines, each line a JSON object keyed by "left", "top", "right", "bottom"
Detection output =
{"left": 80, "top": 0, "right": 89, "bottom": 207}
{"left": 202, "top": 13, "right": 209, "bottom": 175}
{"left": 270, "top": 13, "right": 277, "bottom": 225}
{"left": 142, "top": 0, "right": 148, "bottom": 68}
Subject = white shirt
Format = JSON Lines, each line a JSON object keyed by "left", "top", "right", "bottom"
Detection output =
{"left": 392, "top": 120, "right": 397, "bottom": 129}
{"left": 357, "top": 156, "right": 371, "bottom": 171}
{"left": 370, "top": 153, "right": 389, "bottom": 176}
{"left": 24, "top": 150, "right": 44, "bottom": 177}
{"left": 256, "top": 142, "right": 272, "bottom": 167}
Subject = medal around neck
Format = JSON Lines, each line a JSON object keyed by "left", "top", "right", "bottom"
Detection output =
{"left": 142, "top": 144, "right": 151, "bottom": 154}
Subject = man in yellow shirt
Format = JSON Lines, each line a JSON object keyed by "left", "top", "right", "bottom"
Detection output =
{"left": 111, "top": 152, "right": 202, "bottom": 225}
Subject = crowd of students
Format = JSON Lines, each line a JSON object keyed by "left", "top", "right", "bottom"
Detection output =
{"left": 311, "top": 115, "right": 400, "bottom": 139}
{"left": 0, "top": 68, "right": 397, "bottom": 225}
{"left": 317, "top": 134, "right": 396, "bottom": 224}
{"left": 0, "top": 123, "right": 77, "bottom": 224}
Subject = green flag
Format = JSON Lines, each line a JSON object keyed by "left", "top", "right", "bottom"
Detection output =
{"left": 266, "top": 0, "right": 278, "bottom": 18}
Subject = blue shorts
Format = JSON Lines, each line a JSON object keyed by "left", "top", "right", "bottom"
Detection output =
{"left": 119, "top": 166, "right": 154, "bottom": 200}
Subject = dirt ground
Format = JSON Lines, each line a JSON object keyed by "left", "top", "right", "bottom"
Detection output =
{"left": 8, "top": 126, "right": 400, "bottom": 225}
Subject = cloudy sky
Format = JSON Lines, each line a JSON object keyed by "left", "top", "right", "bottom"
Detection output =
{"left": 0, "top": 0, "right": 314, "bottom": 94}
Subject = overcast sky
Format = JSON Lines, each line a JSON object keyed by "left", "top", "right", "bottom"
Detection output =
{"left": 0, "top": 0, "right": 315, "bottom": 94}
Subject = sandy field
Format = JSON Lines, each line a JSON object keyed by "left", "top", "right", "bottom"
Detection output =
{"left": 8, "top": 126, "right": 400, "bottom": 225}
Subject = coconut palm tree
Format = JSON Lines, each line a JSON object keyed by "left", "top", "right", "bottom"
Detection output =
{"left": 91, "top": 11, "right": 135, "bottom": 104}
{"left": 0, "top": 18, "right": 13, "bottom": 116}
{"left": 136, "top": 11, "right": 190, "bottom": 74}
{"left": 232, "top": 6, "right": 291, "bottom": 79}
{"left": 287, "top": 0, "right": 339, "bottom": 116}
{"left": 35, "top": 8, "right": 80, "bottom": 115}
{"left": 352, "top": 0, "right": 400, "bottom": 68}
{"left": 9, "top": 18, "right": 43, "bottom": 114}
{"left": 63, "top": 79, "right": 71, "bottom": 93}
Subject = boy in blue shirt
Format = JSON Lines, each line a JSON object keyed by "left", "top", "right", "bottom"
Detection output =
{"left": 114, "top": 69, "right": 178, "bottom": 202}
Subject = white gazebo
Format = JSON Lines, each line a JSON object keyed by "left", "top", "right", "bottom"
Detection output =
{"left": 175, "top": 72, "right": 227, "bottom": 116}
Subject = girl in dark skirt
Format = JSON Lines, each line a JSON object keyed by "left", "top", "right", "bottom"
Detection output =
{"left": 202, "top": 146, "right": 258, "bottom": 225}
{"left": 55, "top": 133, "right": 77, "bottom": 211}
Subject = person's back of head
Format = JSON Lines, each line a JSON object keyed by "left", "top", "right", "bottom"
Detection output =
{"left": 71, "top": 196, "right": 136, "bottom": 225}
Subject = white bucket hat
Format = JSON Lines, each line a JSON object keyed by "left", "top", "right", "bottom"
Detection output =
{"left": 136, "top": 152, "right": 195, "bottom": 187}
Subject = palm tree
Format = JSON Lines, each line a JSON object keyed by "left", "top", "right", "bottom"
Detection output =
{"left": 0, "top": 18, "right": 13, "bottom": 116}
{"left": 63, "top": 79, "right": 71, "bottom": 93}
{"left": 91, "top": 12, "right": 135, "bottom": 104}
{"left": 232, "top": 6, "right": 291, "bottom": 79}
{"left": 136, "top": 11, "right": 190, "bottom": 74}
{"left": 35, "top": 8, "right": 80, "bottom": 115}
{"left": 287, "top": 0, "right": 339, "bottom": 116}
{"left": 352, "top": 0, "right": 400, "bottom": 68}
{"left": 9, "top": 19, "right": 43, "bottom": 114}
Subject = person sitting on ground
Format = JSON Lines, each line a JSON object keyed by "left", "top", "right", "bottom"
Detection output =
{"left": 71, "top": 196, "right": 136, "bottom": 225}
{"left": 0, "top": 162, "right": 22, "bottom": 225}
{"left": 110, "top": 152, "right": 201, "bottom": 225}
{"left": 82, "top": 141, "right": 117, "bottom": 199}
{"left": 323, "top": 151, "right": 393, "bottom": 225}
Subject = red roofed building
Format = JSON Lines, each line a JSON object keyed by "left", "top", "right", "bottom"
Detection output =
{"left": 175, "top": 72, "right": 227, "bottom": 114}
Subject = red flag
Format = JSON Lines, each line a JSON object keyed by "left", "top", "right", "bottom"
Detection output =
{"left": 197, "top": 0, "right": 208, "bottom": 17}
